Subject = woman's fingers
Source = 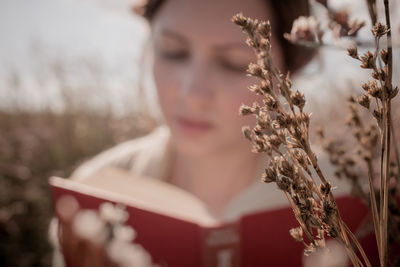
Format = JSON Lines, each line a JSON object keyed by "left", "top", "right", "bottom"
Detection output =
{"left": 56, "top": 196, "right": 115, "bottom": 267}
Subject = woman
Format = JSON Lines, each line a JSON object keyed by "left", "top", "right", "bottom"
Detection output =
{"left": 72, "top": 0, "right": 313, "bottom": 217}
{"left": 54, "top": 0, "right": 375, "bottom": 266}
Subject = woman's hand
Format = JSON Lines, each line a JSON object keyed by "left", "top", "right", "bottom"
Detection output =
{"left": 302, "top": 240, "right": 348, "bottom": 267}
{"left": 55, "top": 196, "right": 156, "bottom": 267}
{"left": 56, "top": 195, "right": 117, "bottom": 267}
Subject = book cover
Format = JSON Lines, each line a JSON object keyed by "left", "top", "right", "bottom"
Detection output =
{"left": 50, "top": 168, "right": 378, "bottom": 267}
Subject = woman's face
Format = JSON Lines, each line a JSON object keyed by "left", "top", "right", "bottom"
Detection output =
{"left": 151, "top": 0, "right": 284, "bottom": 156}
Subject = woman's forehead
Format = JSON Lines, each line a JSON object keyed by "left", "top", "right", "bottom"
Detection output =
{"left": 152, "top": 0, "right": 270, "bottom": 45}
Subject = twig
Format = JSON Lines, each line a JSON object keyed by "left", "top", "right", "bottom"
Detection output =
{"left": 380, "top": 1, "right": 392, "bottom": 266}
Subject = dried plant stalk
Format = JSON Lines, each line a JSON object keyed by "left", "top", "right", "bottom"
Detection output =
{"left": 348, "top": 1, "right": 397, "bottom": 264}
{"left": 232, "top": 13, "right": 371, "bottom": 267}
{"left": 282, "top": 0, "right": 399, "bottom": 265}
{"left": 381, "top": 2, "right": 392, "bottom": 265}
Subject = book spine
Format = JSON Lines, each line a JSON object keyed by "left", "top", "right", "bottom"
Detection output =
{"left": 200, "top": 223, "right": 241, "bottom": 267}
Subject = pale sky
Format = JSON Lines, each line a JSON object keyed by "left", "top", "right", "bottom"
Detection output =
{"left": 0, "top": 0, "right": 149, "bottom": 113}
{"left": 0, "top": 0, "right": 396, "bottom": 114}
{"left": 0, "top": 0, "right": 146, "bottom": 68}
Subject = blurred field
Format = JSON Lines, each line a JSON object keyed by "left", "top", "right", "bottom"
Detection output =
{"left": 0, "top": 109, "right": 156, "bottom": 267}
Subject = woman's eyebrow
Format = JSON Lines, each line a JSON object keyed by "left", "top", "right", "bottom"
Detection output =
{"left": 159, "top": 28, "right": 189, "bottom": 45}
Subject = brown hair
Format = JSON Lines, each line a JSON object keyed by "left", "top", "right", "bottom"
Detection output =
{"left": 134, "top": 0, "right": 315, "bottom": 73}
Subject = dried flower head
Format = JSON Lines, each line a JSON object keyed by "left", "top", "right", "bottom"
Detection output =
{"left": 72, "top": 210, "right": 107, "bottom": 244}
{"left": 239, "top": 104, "right": 255, "bottom": 116}
{"left": 242, "top": 126, "right": 253, "bottom": 141}
{"left": 291, "top": 91, "right": 306, "bottom": 110}
{"left": 284, "top": 16, "right": 322, "bottom": 44}
{"left": 247, "top": 63, "right": 264, "bottom": 79}
{"left": 290, "top": 227, "right": 304, "bottom": 242}
{"left": 360, "top": 51, "right": 375, "bottom": 69}
{"left": 358, "top": 94, "right": 371, "bottom": 109}
{"left": 329, "top": 9, "right": 365, "bottom": 37}
{"left": 347, "top": 19, "right": 366, "bottom": 36}
{"left": 380, "top": 49, "right": 389, "bottom": 65}
{"left": 262, "top": 166, "right": 277, "bottom": 183}
{"left": 347, "top": 46, "right": 359, "bottom": 59}
{"left": 99, "top": 202, "right": 129, "bottom": 224}
{"left": 371, "top": 22, "right": 390, "bottom": 38}
{"left": 113, "top": 225, "right": 137, "bottom": 243}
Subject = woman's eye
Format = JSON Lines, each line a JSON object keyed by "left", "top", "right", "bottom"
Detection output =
{"left": 160, "top": 50, "right": 189, "bottom": 61}
{"left": 219, "top": 59, "right": 248, "bottom": 73}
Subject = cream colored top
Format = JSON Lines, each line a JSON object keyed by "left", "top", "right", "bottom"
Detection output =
{"left": 71, "top": 126, "right": 288, "bottom": 221}
{"left": 70, "top": 126, "right": 350, "bottom": 221}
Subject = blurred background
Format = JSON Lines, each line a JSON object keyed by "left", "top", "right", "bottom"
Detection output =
{"left": 0, "top": 1, "right": 158, "bottom": 266}
{"left": 0, "top": 0, "right": 398, "bottom": 266}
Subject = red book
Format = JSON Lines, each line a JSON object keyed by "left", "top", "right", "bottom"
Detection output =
{"left": 50, "top": 168, "right": 379, "bottom": 267}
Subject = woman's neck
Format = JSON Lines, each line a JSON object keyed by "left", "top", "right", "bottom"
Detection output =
{"left": 168, "top": 147, "right": 261, "bottom": 218}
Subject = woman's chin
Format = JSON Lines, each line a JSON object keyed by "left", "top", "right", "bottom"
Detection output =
{"left": 170, "top": 128, "right": 227, "bottom": 157}
{"left": 171, "top": 133, "right": 216, "bottom": 156}
{"left": 168, "top": 122, "right": 248, "bottom": 156}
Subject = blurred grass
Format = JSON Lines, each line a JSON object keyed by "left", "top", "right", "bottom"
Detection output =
{"left": 0, "top": 109, "right": 156, "bottom": 267}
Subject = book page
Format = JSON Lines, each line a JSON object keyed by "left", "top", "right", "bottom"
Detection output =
{"left": 50, "top": 168, "right": 220, "bottom": 226}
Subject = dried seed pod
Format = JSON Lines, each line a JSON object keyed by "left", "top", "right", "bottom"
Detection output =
{"left": 348, "top": 19, "right": 365, "bottom": 36}
{"left": 360, "top": 51, "right": 374, "bottom": 69}
{"left": 253, "top": 136, "right": 272, "bottom": 153}
{"left": 262, "top": 166, "right": 277, "bottom": 183}
{"left": 246, "top": 38, "right": 260, "bottom": 50}
{"left": 299, "top": 113, "right": 311, "bottom": 126}
{"left": 380, "top": 49, "right": 389, "bottom": 65}
{"left": 263, "top": 94, "right": 278, "bottom": 111}
{"left": 358, "top": 94, "right": 371, "bottom": 109}
{"left": 328, "top": 227, "right": 339, "bottom": 238}
{"left": 247, "top": 63, "right": 264, "bottom": 78}
{"left": 290, "top": 227, "right": 304, "bottom": 242}
{"left": 371, "top": 22, "right": 390, "bottom": 38}
{"left": 373, "top": 108, "right": 383, "bottom": 124}
{"left": 239, "top": 104, "right": 254, "bottom": 116}
{"left": 291, "top": 90, "right": 306, "bottom": 110}
{"left": 232, "top": 13, "right": 253, "bottom": 33}
{"left": 276, "top": 175, "right": 292, "bottom": 192}
{"left": 362, "top": 80, "right": 382, "bottom": 99}
{"left": 256, "top": 114, "right": 270, "bottom": 129}
{"left": 371, "top": 69, "right": 386, "bottom": 81}
{"left": 390, "top": 86, "right": 399, "bottom": 99}
{"left": 260, "top": 81, "right": 272, "bottom": 94}
{"left": 268, "top": 134, "right": 281, "bottom": 149}
{"left": 242, "top": 126, "right": 253, "bottom": 141}
{"left": 320, "top": 182, "right": 332, "bottom": 196}
{"left": 259, "top": 38, "right": 271, "bottom": 52}
{"left": 248, "top": 85, "right": 262, "bottom": 95}
{"left": 347, "top": 46, "right": 358, "bottom": 59}
{"left": 257, "top": 21, "right": 271, "bottom": 39}
{"left": 284, "top": 16, "right": 322, "bottom": 44}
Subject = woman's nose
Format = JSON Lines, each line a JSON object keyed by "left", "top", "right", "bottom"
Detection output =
{"left": 178, "top": 59, "right": 214, "bottom": 102}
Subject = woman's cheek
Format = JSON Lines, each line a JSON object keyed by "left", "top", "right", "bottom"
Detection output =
{"left": 219, "top": 85, "right": 260, "bottom": 132}
{"left": 153, "top": 61, "right": 178, "bottom": 124}
{"left": 227, "top": 80, "right": 260, "bottom": 112}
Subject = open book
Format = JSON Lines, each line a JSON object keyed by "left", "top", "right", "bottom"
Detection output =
{"left": 49, "top": 168, "right": 376, "bottom": 267}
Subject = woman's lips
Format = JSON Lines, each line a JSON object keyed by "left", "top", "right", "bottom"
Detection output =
{"left": 176, "top": 117, "right": 214, "bottom": 133}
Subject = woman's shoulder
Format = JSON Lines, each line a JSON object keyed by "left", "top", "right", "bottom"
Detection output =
{"left": 71, "top": 126, "right": 171, "bottom": 181}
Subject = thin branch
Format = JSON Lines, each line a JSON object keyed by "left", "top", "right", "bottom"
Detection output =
{"left": 367, "top": 161, "right": 381, "bottom": 256}
{"left": 381, "top": 1, "right": 392, "bottom": 266}
{"left": 365, "top": 0, "right": 378, "bottom": 26}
